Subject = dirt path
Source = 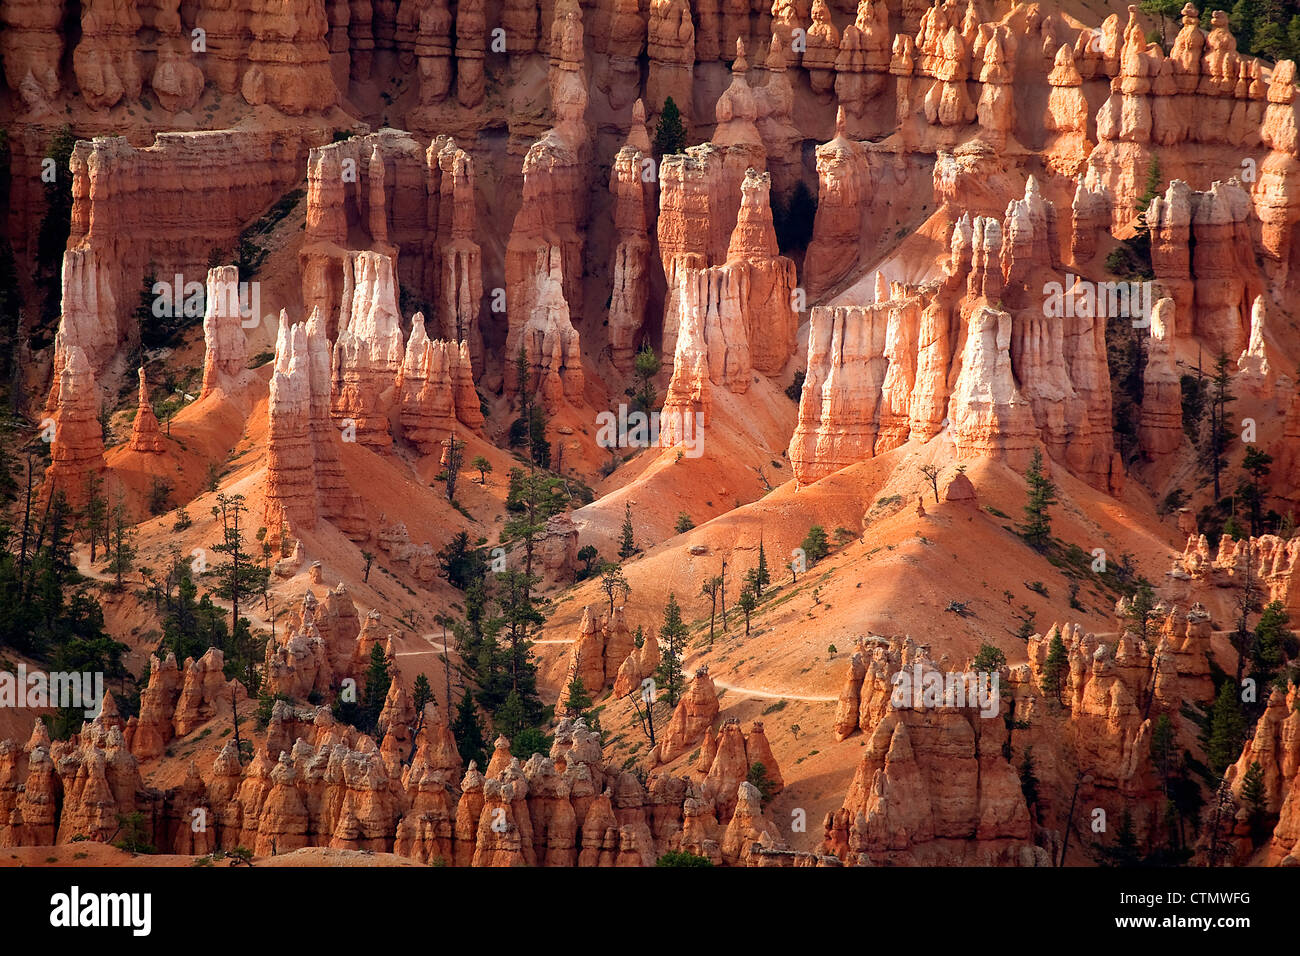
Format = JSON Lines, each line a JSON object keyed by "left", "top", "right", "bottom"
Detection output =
{"left": 402, "top": 634, "right": 836, "bottom": 702}
{"left": 74, "top": 544, "right": 273, "bottom": 632}
{"left": 708, "top": 680, "right": 837, "bottom": 703}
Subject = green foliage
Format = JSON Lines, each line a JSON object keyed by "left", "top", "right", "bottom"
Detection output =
{"left": 1018, "top": 747, "right": 1040, "bottom": 818}
{"left": 451, "top": 690, "right": 488, "bottom": 769}
{"left": 1041, "top": 631, "right": 1068, "bottom": 704}
{"left": 438, "top": 531, "right": 488, "bottom": 590}
{"left": 576, "top": 544, "right": 600, "bottom": 580}
{"left": 111, "top": 812, "right": 156, "bottom": 855}
{"left": 1180, "top": 371, "right": 1207, "bottom": 441}
{"left": 36, "top": 126, "right": 77, "bottom": 331}
{"left": 785, "top": 370, "right": 805, "bottom": 403}
{"left": 972, "top": 643, "right": 1007, "bottom": 674}
{"left": 1205, "top": 352, "right": 1236, "bottom": 499}
{"left": 630, "top": 344, "right": 661, "bottom": 415}
{"left": 746, "top": 761, "right": 775, "bottom": 807}
{"left": 737, "top": 586, "right": 757, "bottom": 635}
{"left": 508, "top": 724, "right": 553, "bottom": 760}
{"left": 618, "top": 502, "right": 637, "bottom": 559}
{"left": 800, "top": 525, "right": 830, "bottom": 564}
{"left": 1206, "top": 681, "right": 1247, "bottom": 775}
{"left": 653, "top": 97, "right": 688, "bottom": 157}
{"left": 1019, "top": 449, "right": 1057, "bottom": 549}
{"left": 1241, "top": 760, "right": 1269, "bottom": 841}
{"left": 1250, "top": 600, "right": 1296, "bottom": 694}
{"left": 255, "top": 691, "right": 293, "bottom": 730}
{"left": 654, "top": 592, "right": 688, "bottom": 706}
{"left": 753, "top": 539, "right": 770, "bottom": 596}
{"left": 674, "top": 512, "right": 695, "bottom": 534}
{"left": 656, "top": 849, "right": 714, "bottom": 866}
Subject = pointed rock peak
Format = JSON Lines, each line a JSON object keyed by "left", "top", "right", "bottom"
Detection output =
{"left": 835, "top": 105, "right": 848, "bottom": 139}
{"left": 734, "top": 37, "right": 749, "bottom": 73}
{"left": 765, "top": 32, "right": 788, "bottom": 70}
{"left": 627, "top": 99, "right": 652, "bottom": 154}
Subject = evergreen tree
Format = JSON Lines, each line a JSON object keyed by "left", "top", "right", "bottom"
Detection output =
{"left": 654, "top": 592, "right": 688, "bottom": 706}
{"left": 1140, "top": 0, "right": 1187, "bottom": 45}
{"left": 747, "top": 762, "right": 775, "bottom": 807}
{"left": 1238, "top": 446, "right": 1273, "bottom": 536}
{"left": 1020, "top": 448, "right": 1058, "bottom": 549}
{"left": 1206, "top": 351, "right": 1236, "bottom": 500}
{"left": 1041, "top": 630, "right": 1068, "bottom": 704}
{"left": 674, "top": 512, "right": 694, "bottom": 534}
{"left": 1251, "top": 600, "right": 1294, "bottom": 692}
{"left": 563, "top": 675, "right": 594, "bottom": 716}
{"left": 412, "top": 673, "right": 434, "bottom": 713}
{"left": 438, "top": 531, "right": 488, "bottom": 590}
{"left": 208, "top": 493, "right": 269, "bottom": 691}
{"left": 800, "top": 525, "right": 830, "bottom": 564}
{"left": 753, "top": 538, "right": 770, "bottom": 596}
{"left": 1122, "top": 583, "right": 1157, "bottom": 650}
{"left": 1018, "top": 747, "right": 1040, "bottom": 821}
{"left": 1150, "top": 713, "right": 1177, "bottom": 793}
{"left": 106, "top": 497, "right": 136, "bottom": 590}
{"left": 1206, "top": 681, "right": 1247, "bottom": 775}
{"left": 443, "top": 432, "right": 466, "bottom": 501}
{"left": 653, "top": 97, "right": 688, "bottom": 157}
{"left": 471, "top": 455, "right": 492, "bottom": 485}
{"left": 599, "top": 561, "right": 631, "bottom": 615}
{"left": 656, "top": 850, "right": 714, "bottom": 866}
{"left": 973, "top": 643, "right": 1007, "bottom": 674}
{"left": 631, "top": 344, "right": 661, "bottom": 415}
{"left": 359, "top": 643, "right": 391, "bottom": 735}
{"left": 1241, "top": 760, "right": 1268, "bottom": 842}
{"left": 451, "top": 689, "right": 488, "bottom": 769}
{"left": 737, "top": 586, "right": 757, "bottom": 636}
{"left": 618, "top": 501, "right": 636, "bottom": 559}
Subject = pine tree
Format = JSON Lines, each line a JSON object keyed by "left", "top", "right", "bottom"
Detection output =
{"left": 1018, "top": 747, "right": 1040, "bottom": 821}
{"left": 618, "top": 501, "right": 636, "bottom": 559}
{"left": 1206, "top": 681, "right": 1247, "bottom": 775}
{"left": 1206, "top": 351, "right": 1235, "bottom": 500}
{"left": 738, "top": 587, "right": 756, "bottom": 636}
{"left": 1150, "top": 713, "right": 1177, "bottom": 793}
{"left": 451, "top": 689, "right": 488, "bottom": 768}
{"left": 360, "top": 643, "right": 391, "bottom": 735}
{"left": 412, "top": 673, "right": 434, "bottom": 712}
{"left": 800, "top": 525, "right": 829, "bottom": 564}
{"left": 747, "top": 762, "right": 775, "bottom": 807}
{"left": 631, "top": 344, "right": 661, "bottom": 414}
{"left": 563, "top": 675, "right": 594, "bottom": 716}
{"left": 1041, "top": 630, "right": 1068, "bottom": 704}
{"left": 1251, "top": 600, "right": 1293, "bottom": 692}
{"left": 599, "top": 561, "right": 631, "bottom": 615}
{"left": 754, "top": 538, "right": 770, "bottom": 596}
{"left": 1020, "top": 448, "right": 1058, "bottom": 549}
{"left": 654, "top": 592, "right": 688, "bottom": 705}
{"left": 653, "top": 97, "right": 688, "bottom": 157}
{"left": 1241, "top": 760, "right": 1268, "bottom": 841}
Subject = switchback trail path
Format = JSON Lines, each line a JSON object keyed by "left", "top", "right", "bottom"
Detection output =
{"left": 73, "top": 544, "right": 273, "bottom": 632}
{"left": 402, "top": 635, "right": 837, "bottom": 702}
{"left": 708, "top": 680, "right": 837, "bottom": 703}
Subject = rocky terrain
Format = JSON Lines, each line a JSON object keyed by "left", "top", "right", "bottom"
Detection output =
{"left": 0, "top": 0, "right": 1298, "bottom": 869}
